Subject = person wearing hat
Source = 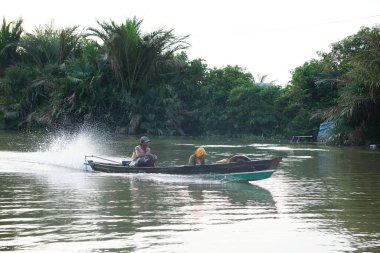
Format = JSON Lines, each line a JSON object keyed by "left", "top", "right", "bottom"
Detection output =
{"left": 188, "top": 147, "right": 207, "bottom": 165}
{"left": 130, "top": 136, "right": 157, "bottom": 167}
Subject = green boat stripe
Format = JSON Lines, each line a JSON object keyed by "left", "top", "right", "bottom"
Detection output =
{"left": 206, "top": 169, "right": 275, "bottom": 181}
{"left": 218, "top": 170, "right": 275, "bottom": 176}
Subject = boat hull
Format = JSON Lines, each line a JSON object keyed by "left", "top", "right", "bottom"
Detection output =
{"left": 87, "top": 157, "right": 281, "bottom": 182}
{"left": 200, "top": 170, "right": 275, "bottom": 181}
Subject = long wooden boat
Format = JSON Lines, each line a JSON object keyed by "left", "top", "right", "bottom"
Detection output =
{"left": 86, "top": 157, "right": 282, "bottom": 182}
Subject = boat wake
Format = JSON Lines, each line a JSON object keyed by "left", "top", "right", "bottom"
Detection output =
{"left": 1, "top": 130, "right": 218, "bottom": 184}
{"left": 0, "top": 130, "right": 115, "bottom": 172}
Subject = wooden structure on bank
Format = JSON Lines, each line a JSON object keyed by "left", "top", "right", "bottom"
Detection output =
{"left": 291, "top": 135, "right": 313, "bottom": 143}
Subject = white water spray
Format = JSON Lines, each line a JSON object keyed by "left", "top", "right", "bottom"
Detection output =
{"left": 0, "top": 129, "right": 116, "bottom": 171}
{"left": 38, "top": 130, "right": 108, "bottom": 169}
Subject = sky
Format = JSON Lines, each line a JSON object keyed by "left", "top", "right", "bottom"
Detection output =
{"left": 2, "top": 0, "right": 380, "bottom": 85}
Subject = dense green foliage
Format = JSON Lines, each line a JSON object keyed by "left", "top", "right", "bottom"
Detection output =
{"left": 0, "top": 17, "right": 379, "bottom": 145}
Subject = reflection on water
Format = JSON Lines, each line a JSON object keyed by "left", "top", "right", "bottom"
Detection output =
{"left": 0, "top": 170, "right": 276, "bottom": 252}
{"left": 1, "top": 131, "right": 380, "bottom": 252}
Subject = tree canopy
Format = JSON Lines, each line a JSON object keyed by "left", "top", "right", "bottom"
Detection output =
{"left": 0, "top": 17, "right": 379, "bottom": 145}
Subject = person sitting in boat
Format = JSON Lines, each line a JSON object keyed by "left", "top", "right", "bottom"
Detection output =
{"left": 188, "top": 147, "right": 207, "bottom": 165}
{"left": 130, "top": 136, "right": 157, "bottom": 167}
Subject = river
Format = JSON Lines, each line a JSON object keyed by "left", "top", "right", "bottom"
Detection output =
{"left": 0, "top": 130, "right": 379, "bottom": 252}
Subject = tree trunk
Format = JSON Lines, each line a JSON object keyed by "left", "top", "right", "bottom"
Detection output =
{"left": 128, "top": 114, "right": 141, "bottom": 134}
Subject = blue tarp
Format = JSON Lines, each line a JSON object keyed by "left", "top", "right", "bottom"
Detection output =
{"left": 317, "top": 121, "right": 335, "bottom": 141}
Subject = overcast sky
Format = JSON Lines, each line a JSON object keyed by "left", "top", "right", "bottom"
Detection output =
{"left": 2, "top": 0, "right": 380, "bottom": 85}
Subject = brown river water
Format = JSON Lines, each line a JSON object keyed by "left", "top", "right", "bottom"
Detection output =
{"left": 0, "top": 130, "right": 379, "bottom": 252}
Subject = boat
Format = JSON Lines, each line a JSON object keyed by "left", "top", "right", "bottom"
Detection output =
{"left": 85, "top": 155, "right": 282, "bottom": 182}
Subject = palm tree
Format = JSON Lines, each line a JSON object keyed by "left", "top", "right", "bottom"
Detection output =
{"left": 253, "top": 73, "right": 276, "bottom": 86}
{"left": 51, "top": 39, "right": 106, "bottom": 122}
{"left": 1, "top": 23, "right": 85, "bottom": 127}
{"left": 87, "top": 18, "right": 190, "bottom": 133}
{"left": 319, "top": 26, "right": 380, "bottom": 143}
{"left": 87, "top": 17, "right": 189, "bottom": 93}
{"left": 20, "top": 24, "right": 82, "bottom": 67}
{"left": 0, "top": 18, "right": 23, "bottom": 76}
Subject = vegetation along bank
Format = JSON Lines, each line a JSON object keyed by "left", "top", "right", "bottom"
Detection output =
{"left": 1, "top": 17, "right": 379, "bottom": 145}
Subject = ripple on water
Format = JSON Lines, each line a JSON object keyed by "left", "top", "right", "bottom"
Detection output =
{"left": 1, "top": 134, "right": 380, "bottom": 252}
